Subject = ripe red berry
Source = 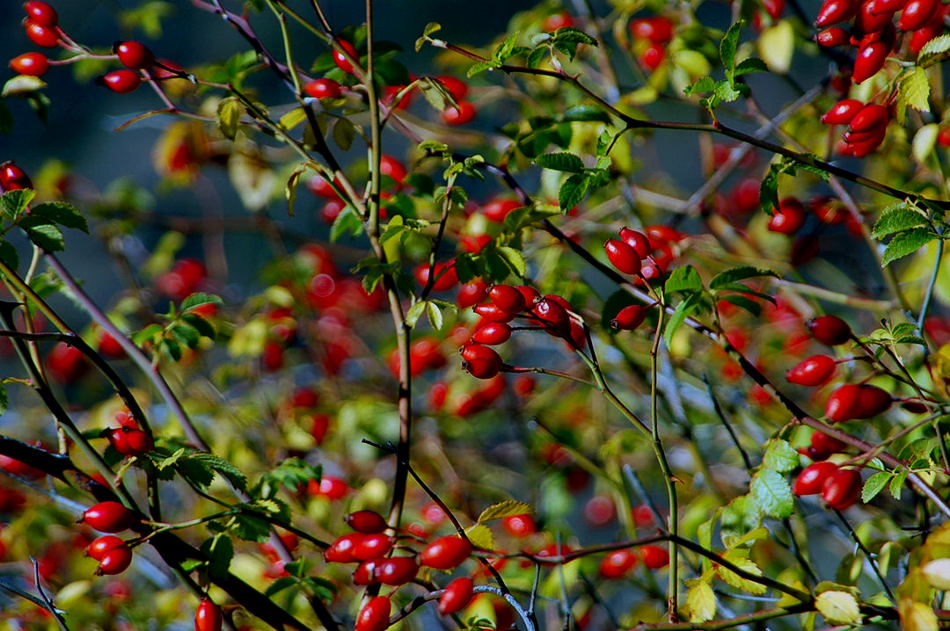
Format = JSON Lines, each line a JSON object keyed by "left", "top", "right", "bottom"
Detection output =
{"left": 195, "top": 599, "right": 223, "bottom": 631}
{"left": 768, "top": 198, "right": 806, "bottom": 235}
{"left": 619, "top": 227, "right": 651, "bottom": 258}
{"left": 640, "top": 43, "right": 666, "bottom": 70}
{"left": 629, "top": 17, "right": 674, "bottom": 43}
{"left": 611, "top": 304, "right": 650, "bottom": 330}
{"left": 96, "top": 544, "right": 133, "bottom": 575}
{"left": 0, "top": 161, "right": 33, "bottom": 190}
{"left": 502, "top": 514, "right": 536, "bottom": 537}
{"left": 604, "top": 239, "right": 642, "bottom": 275}
{"left": 379, "top": 154, "right": 407, "bottom": 186}
{"left": 353, "top": 559, "right": 379, "bottom": 585}
{"left": 793, "top": 461, "right": 839, "bottom": 495}
{"left": 849, "top": 103, "right": 889, "bottom": 134}
{"left": 333, "top": 39, "right": 359, "bottom": 73}
{"left": 9, "top": 52, "right": 49, "bottom": 76}
{"left": 114, "top": 41, "right": 155, "bottom": 69}
{"left": 420, "top": 535, "right": 473, "bottom": 570}
{"left": 353, "top": 534, "right": 394, "bottom": 561}
{"left": 324, "top": 533, "right": 365, "bottom": 563}
{"left": 457, "top": 279, "right": 489, "bottom": 308}
{"left": 531, "top": 297, "right": 571, "bottom": 337}
{"left": 599, "top": 549, "right": 638, "bottom": 578}
{"left": 415, "top": 261, "right": 458, "bottom": 291}
{"left": 852, "top": 40, "right": 889, "bottom": 84}
{"left": 639, "top": 544, "right": 670, "bottom": 569}
{"left": 899, "top": 0, "right": 939, "bottom": 29}
{"left": 304, "top": 78, "right": 342, "bottom": 99}
{"left": 24, "top": 2, "right": 58, "bottom": 27}
{"left": 346, "top": 510, "right": 387, "bottom": 534}
{"left": 439, "top": 576, "right": 475, "bottom": 615}
{"left": 99, "top": 70, "right": 142, "bottom": 94}
{"left": 854, "top": 384, "right": 892, "bottom": 418}
{"left": 821, "top": 468, "right": 861, "bottom": 509}
{"left": 584, "top": 495, "right": 616, "bottom": 527}
{"left": 82, "top": 501, "right": 135, "bottom": 533}
{"left": 488, "top": 285, "right": 527, "bottom": 314}
{"left": 821, "top": 99, "right": 863, "bottom": 125}
{"left": 442, "top": 100, "right": 476, "bottom": 125}
{"left": 86, "top": 535, "right": 124, "bottom": 560}
{"left": 815, "top": 0, "right": 860, "bottom": 26}
{"left": 786, "top": 354, "right": 837, "bottom": 386}
{"left": 24, "top": 21, "right": 59, "bottom": 47}
{"left": 811, "top": 431, "right": 848, "bottom": 458}
{"left": 460, "top": 343, "right": 503, "bottom": 379}
{"left": 374, "top": 556, "right": 419, "bottom": 585}
{"left": 355, "top": 596, "right": 391, "bottom": 631}
{"left": 806, "top": 315, "right": 852, "bottom": 345}
{"left": 482, "top": 198, "right": 521, "bottom": 222}
{"left": 473, "top": 302, "right": 516, "bottom": 323}
{"left": 815, "top": 26, "right": 848, "bottom": 46}
{"left": 472, "top": 321, "right": 512, "bottom": 345}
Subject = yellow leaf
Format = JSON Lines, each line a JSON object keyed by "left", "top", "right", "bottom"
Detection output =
{"left": 758, "top": 21, "right": 793, "bottom": 73}
{"left": 477, "top": 500, "right": 532, "bottom": 523}
{"left": 922, "top": 559, "right": 950, "bottom": 590}
{"left": 465, "top": 524, "right": 495, "bottom": 551}
{"left": 717, "top": 549, "right": 767, "bottom": 595}
{"left": 687, "top": 581, "right": 717, "bottom": 622}
{"left": 278, "top": 107, "right": 308, "bottom": 131}
{"left": 900, "top": 599, "right": 939, "bottom": 631}
{"left": 816, "top": 590, "right": 861, "bottom": 625}
{"left": 913, "top": 124, "right": 939, "bottom": 165}
{"left": 217, "top": 96, "right": 243, "bottom": 140}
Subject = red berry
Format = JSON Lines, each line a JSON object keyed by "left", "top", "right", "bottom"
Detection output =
{"left": 768, "top": 197, "right": 806, "bottom": 235}
{"left": 86, "top": 535, "right": 124, "bottom": 560}
{"left": 82, "top": 501, "right": 135, "bottom": 533}
{"left": 313, "top": 475, "right": 348, "bottom": 499}
{"left": 353, "top": 559, "right": 379, "bottom": 585}
{"left": 24, "top": 2, "right": 58, "bottom": 27}
{"left": 374, "top": 556, "right": 419, "bottom": 585}
{"left": 531, "top": 297, "right": 571, "bottom": 337}
{"left": 437, "top": 75, "right": 468, "bottom": 101}
{"left": 96, "top": 544, "right": 133, "bottom": 575}
{"left": 786, "top": 354, "right": 837, "bottom": 386}
{"left": 619, "top": 227, "right": 651, "bottom": 258}
{"left": 438, "top": 576, "right": 475, "bottom": 615}
{"left": 909, "top": 11, "right": 945, "bottom": 52}
{"left": 482, "top": 198, "right": 521, "bottom": 222}
{"left": 821, "top": 468, "right": 861, "bottom": 509}
{"left": 457, "top": 279, "right": 489, "bottom": 308}
{"left": 811, "top": 431, "right": 848, "bottom": 457}
{"left": 489, "top": 285, "right": 527, "bottom": 314}
{"left": 346, "top": 510, "right": 387, "bottom": 534}
{"left": 379, "top": 154, "right": 407, "bottom": 186}
{"left": 816, "top": 27, "right": 848, "bottom": 46}
{"left": 854, "top": 384, "right": 892, "bottom": 418}
{"left": 99, "top": 70, "right": 142, "bottom": 94}
{"left": 194, "top": 599, "right": 223, "bottom": 631}
{"left": 124, "top": 429, "right": 154, "bottom": 455}
{"left": 420, "top": 535, "right": 473, "bottom": 570}
{"left": 324, "top": 533, "right": 365, "bottom": 563}
{"left": 9, "top": 52, "right": 48, "bottom": 76}
{"left": 472, "top": 321, "right": 512, "bottom": 345}
{"left": 821, "top": 99, "right": 863, "bottom": 125}
{"left": 793, "top": 461, "right": 839, "bottom": 495}
{"left": 355, "top": 596, "right": 391, "bottom": 631}
{"left": 815, "top": 0, "right": 860, "bottom": 26}
{"left": 442, "top": 100, "right": 476, "bottom": 125}
{"left": 353, "top": 534, "right": 394, "bottom": 561}
{"left": 584, "top": 495, "right": 616, "bottom": 527}
{"left": 806, "top": 315, "right": 852, "bottom": 345}
{"left": 611, "top": 304, "right": 650, "bottom": 330}
{"left": 304, "top": 78, "right": 342, "bottom": 99}
{"left": 333, "top": 39, "right": 358, "bottom": 74}
{"left": 415, "top": 261, "right": 458, "bottom": 291}
{"left": 639, "top": 545, "right": 670, "bottom": 569}
{"left": 852, "top": 41, "right": 889, "bottom": 84}
{"left": 24, "top": 21, "right": 59, "bottom": 47}
{"left": 114, "top": 41, "right": 155, "bottom": 69}
{"left": 604, "top": 239, "right": 642, "bottom": 275}
{"left": 939, "top": 128, "right": 950, "bottom": 148}
{"left": 599, "top": 549, "right": 637, "bottom": 578}
{"left": 544, "top": 11, "right": 575, "bottom": 31}
{"left": 629, "top": 17, "right": 673, "bottom": 43}
{"left": 473, "top": 302, "right": 516, "bottom": 323}
{"left": 640, "top": 43, "right": 666, "bottom": 70}
{"left": 854, "top": 0, "right": 897, "bottom": 33}
{"left": 849, "top": 103, "right": 889, "bottom": 134}
{"left": 0, "top": 161, "right": 32, "bottom": 190}
{"left": 460, "top": 343, "right": 503, "bottom": 379}
{"left": 899, "top": 0, "right": 939, "bottom": 29}
{"left": 502, "top": 514, "right": 536, "bottom": 537}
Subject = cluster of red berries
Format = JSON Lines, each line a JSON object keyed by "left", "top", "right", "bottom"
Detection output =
{"left": 821, "top": 100, "right": 890, "bottom": 157}
{"left": 307, "top": 154, "right": 406, "bottom": 223}
{"left": 104, "top": 410, "right": 154, "bottom": 457}
{"left": 438, "top": 75, "right": 476, "bottom": 126}
{"left": 628, "top": 16, "right": 674, "bottom": 71}
{"left": 599, "top": 544, "right": 670, "bottom": 579}
{"left": 156, "top": 258, "right": 207, "bottom": 302}
{"left": 793, "top": 460, "right": 862, "bottom": 509}
{"left": 603, "top": 225, "right": 685, "bottom": 284}
{"left": 814, "top": 0, "right": 945, "bottom": 97}
{"left": 81, "top": 501, "right": 138, "bottom": 575}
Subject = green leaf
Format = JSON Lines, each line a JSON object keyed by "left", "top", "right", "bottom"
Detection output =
{"left": 405, "top": 301, "right": 427, "bottom": 327}
{"left": 750, "top": 469, "right": 793, "bottom": 518}
{"left": 466, "top": 60, "right": 499, "bottom": 78}
{"left": 665, "top": 265, "right": 703, "bottom": 293}
{"left": 0, "top": 189, "right": 35, "bottom": 220}
{"left": 686, "top": 580, "right": 717, "bottom": 622}
{"left": 889, "top": 468, "right": 908, "bottom": 500}
{"left": 563, "top": 105, "right": 610, "bottom": 123}
{"left": 264, "top": 576, "right": 298, "bottom": 597}
{"left": 719, "top": 294, "right": 761, "bottom": 316}
{"left": 919, "top": 34, "right": 950, "bottom": 63}
{"left": 881, "top": 227, "right": 936, "bottom": 266}
{"left": 329, "top": 206, "right": 363, "bottom": 242}
{"left": 558, "top": 172, "right": 589, "bottom": 210}
{"left": 871, "top": 204, "right": 926, "bottom": 238}
{"left": 30, "top": 202, "right": 88, "bottom": 232}
{"left": 182, "top": 292, "right": 223, "bottom": 311}
{"left": 229, "top": 513, "right": 270, "bottom": 542}
{"left": 720, "top": 22, "right": 744, "bottom": 76}
{"left": 181, "top": 313, "right": 215, "bottom": 340}
{"left": 20, "top": 219, "right": 64, "bottom": 252}
{"left": 685, "top": 76, "right": 717, "bottom": 96}
{"left": 497, "top": 246, "right": 526, "bottom": 278}
{"left": 897, "top": 66, "right": 931, "bottom": 124}
{"left": 710, "top": 266, "right": 777, "bottom": 289}
{"left": 664, "top": 291, "right": 705, "bottom": 347}
{"left": 477, "top": 500, "right": 532, "bottom": 523}
{"left": 199, "top": 533, "right": 234, "bottom": 579}
{"left": 550, "top": 27, "right": 597, "bottom": 46}
{"left": 426, "top": 301, "right": 445, "bottom": 330}
{"left": 332, "top": 118, "right": 357, "bottom": 151}
{"left": 535, "top": 152, "right": 584, "bottom": 173}
{"left": 169, "top": 322, "right": 201, "bottom": 349}
{"left": 217, "top": 97, "right": 243, "bottom": 140}
{"left": 0, "top": 241, "right": 19, "bottom": 271}
{"left": 734, "top": 57, "right": 768, "bottom": 77}
{"left": 718, "top": 549, "right": 768, "bottom": 595}
{"left": 762, "top": 439, "right": 798, "bottom": 473}
{"left": 184, "top": 452, "right": 247, "bottom": 490}
{"left": 0, "top": 383, "right": 8, "bottom": 416}
{"left": 862, "top": 471, "right": 892, "bottom": 503}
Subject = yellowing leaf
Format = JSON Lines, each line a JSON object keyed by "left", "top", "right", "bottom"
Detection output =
{"left": 717, "top": 549, "right": 767, "bottom": 595}
{"left": 217, "top": 96, "right": 243, "bottom": 140}
{"left": 758, "top": 21, "right": 793, "bottom": 73}
{"left": 687, "top": 581, "right": 716, "bottom": 622}
{"left": 465, "top": 524, "right": 495, "bottom": 550}
{"left": 278, "top": 107, "right": 308, "bottom": 131}
{"left": 477, "top": 500, "right": 532, "bottom": 523}
{"left": 900, "top": 599, "right": 939, "bottom": 631}
{"left": 898, "top": 67, "right": 931, "bottom": 124}
{"left": 921, "top": 559, "right": 950, "bottom": 590}
{"left": 816, "top": 590, "right": 861, "bottom": 625}
{"left": 913, "top": 124, "right": 939, "bottom": 165}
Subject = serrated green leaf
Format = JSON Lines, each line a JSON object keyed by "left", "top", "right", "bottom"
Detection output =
{"left": 189, "top": 452, "right": 247, "bottom": 490}
{"left": 30, "top": 202, "right": 88, "bottom": 233}
{"left": 718, "top": 549, "right": 768, "bottom": 595}
{"left": 329, "top": 206, "right": 363, "bottom": 242}
{"left": 182, "top": 292, "right": 223, "bottom": 311}
{"left": 664, "top": 291, "right": 705, "bottom": 348}
{"left": 0, "top": 241, "right": 19, "bottom": 272}
{"left": 169, "top": 322, "right": 201, "bottom": 349}
{"left": 21, "top": 219, "right": 64, "bottom": 252}
{"left": 720, "top": 22, "right": 743, "bottom": 75}
{"left": 229, "top": 513, "right": 270, "bottom": 542}
{"left": 862, "top": 471, "right": 892, "bottom": 503}
{"left": 181, "top": 313, "right": 215, "bottom": 340}
{"left": 685, "top": 76, "right": 717, "bottom": 96}
{"left": 919, "top": 34, "right": 950, "bottom": 62}
{"left": 465, "top": 524, "right": 494, "bottom": 550}
{"left": 881, "top": 227, "right": 935, "bottom": 266}
{"left": 762, "top": 439, "right": 798, "bottom": 473}
{"left": 558, "top": 172, "right": 589, "bottom": 210}
{"left": 0, "top": 189, "right": 35, "bottom": 220}
{"left": 535, "top": 152, "right": 584, "bottom": 173}
{"left": 734, "top": 57, "right": 768, "bottom": 77}
{"left": 710, "top": 266, "right": 777, "bottom": 289}
{"left": 466, "top": 60, "right": 498, "bottom": 77}
{"left": 750, "top": 469, "right": 793, "bottom": 518}
{"left": 665, "top": 265, "right": 703, "bottom": 293}
{"left": 898, "top": 66, "right": 931, "bottom": 125}
{"left": 889, "top": 468, "right": 908, "bottom": 500}
{"left": 199, "top": 533, "right": 234, "bottom": 579}
{"left": 871, "top": 204, "right": 926, "bottom": 238}
{"left": 719, "top": 294, "right": 761, "bottom": 316}
{"left": 478, "top": 500, "right": 532, "bottom": 523}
